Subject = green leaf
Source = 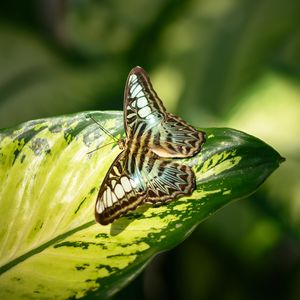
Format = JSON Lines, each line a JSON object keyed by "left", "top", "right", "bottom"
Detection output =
{"left": 0, "top": 111, "right": 283, "bottom": 299}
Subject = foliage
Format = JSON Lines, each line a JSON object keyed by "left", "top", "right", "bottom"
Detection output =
{"left": 0, "top": 0, "right": 299, "bottom": 298}
{"left": 0, "top": 112, "right": 283, "bottom": 299}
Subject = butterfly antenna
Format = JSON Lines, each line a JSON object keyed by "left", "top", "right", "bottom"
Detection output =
{"left": 87, "top": 141, "right": 115, "bottom": 155}
{"left": 89, "top": 115, "right": 119, "bottom": 143}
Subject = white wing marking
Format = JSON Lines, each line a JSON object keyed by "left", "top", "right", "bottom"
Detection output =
{"left": 121, "top": 176, "right": 132, "bottom": 192}
{"left": 112, "top": 192, "right": 118, "bottom": 204}
{"left": 107, "top": 189, "right": 113, "bottom": 207}
{"left": 115, "top": 183, "right": 125, "bottom": 198}
{"left": 137, "top": 97, "right": 148, "bottom": 108}
{"left": 131, "top": 83, "right": 142, "bottom": 98}
{"left": 138, "top": 106, "right": 151, "bottom": 118}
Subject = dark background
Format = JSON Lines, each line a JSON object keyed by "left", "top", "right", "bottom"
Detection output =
{"left": 1, "top": 1, "right": 300, "bottom": 299}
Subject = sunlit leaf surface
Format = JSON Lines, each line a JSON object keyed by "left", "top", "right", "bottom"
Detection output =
{"left": 0, "top": 111, "right": 283, "bottom": 299}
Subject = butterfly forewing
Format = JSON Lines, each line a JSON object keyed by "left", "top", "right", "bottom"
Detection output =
{"left": 124, "top": 67, "right": 166, "bottom": 137}
{"left": 124, "top": 67, "right": 205, "bottom": 157}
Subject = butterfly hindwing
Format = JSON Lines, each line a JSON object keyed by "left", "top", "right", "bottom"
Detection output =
{"left": 95, "top": 149, "right": 195, "bottom": 225}
{"left": 95, "top": 150, "right": 147, "bottom": 225}
{"left": 140, "top": 151, "right": 195, "bottom": 203}
{"left": 150, "top": 113, "right": 205, "bottom": 158}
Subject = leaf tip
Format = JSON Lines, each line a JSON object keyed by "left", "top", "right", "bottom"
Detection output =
{"left": 279, "top": 156, "right": 286, "bottom": 164}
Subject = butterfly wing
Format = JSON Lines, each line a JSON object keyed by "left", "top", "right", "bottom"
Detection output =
{"left": 124, "top": 66, "right": 166, "bottom": 137}
{"left": 139, "top": 150, "right": 196, "bottom": 204}
{"left": 124, "top": 66, "right": 205, "bottom": 158}
{"left": 95, "top": 149, "right": 195, "bottom": 225}
{"left": 150, "top": 113, "right": 205, "bottom": 158}
{"left": 95, "top": 150, "right": 147, "bottom": 225}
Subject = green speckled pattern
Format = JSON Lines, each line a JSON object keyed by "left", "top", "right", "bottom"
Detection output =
{"left": 0, "top": 111, "right": 283, "bottom": 299}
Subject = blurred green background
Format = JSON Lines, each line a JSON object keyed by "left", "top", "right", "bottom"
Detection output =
{"left": 1, "top": 0, "right": 300, "bottom": 299}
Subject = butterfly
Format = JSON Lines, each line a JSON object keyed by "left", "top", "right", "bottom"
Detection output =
{"left": 95, "top": 66, "right": 205, "bottom": 225}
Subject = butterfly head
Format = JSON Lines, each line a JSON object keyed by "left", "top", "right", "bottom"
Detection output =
{"left": 118, "top": 138, "right": 126, "bottom": 150}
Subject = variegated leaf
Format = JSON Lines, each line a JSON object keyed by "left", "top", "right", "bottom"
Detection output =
{"left": 0, "top": 111, "right": 283, "bottom": 299}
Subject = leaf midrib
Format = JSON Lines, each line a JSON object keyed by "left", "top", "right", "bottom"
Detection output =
{"left": 0, "top": 220, "right": 95, "bottom": 275}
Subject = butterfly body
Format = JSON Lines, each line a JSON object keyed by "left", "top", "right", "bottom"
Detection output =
{"left": 95, "top": 67, "right": 205, "bottom": 225}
